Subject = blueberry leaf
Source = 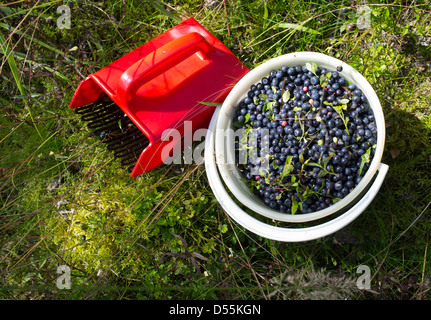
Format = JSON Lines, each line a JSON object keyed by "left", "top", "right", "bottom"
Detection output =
{"left": 291, "top": 200, "right": 299, "bottom": 215}
{"left": 265, "top": 100, "right": 275, "bottom": 113}
{"left": 319, "top": 74, "right": 326, "bottom": 83}
{"left": 282, "top": 90, "right": 290, "bottom": 103}
{"left": 234, "top": 121, "right": 244, "bottom": 128}
{"left": 322, "top": 155, "right": 332, "bottom": 169}
{"left": 358, "top": 145, "right": 373, "bottom": 176}
{"left": 339, "top": 98, "right": 350, "bottom": 105}
{"left": 281, "top": 156, "right": 294, "bottom": 179}
{"left": 318, "top": 170, "right": 328, "bottom": 177}
{"left": 301, "top": 186, "right": 315, "bottom": 201}
{"left": 198, "top": 101, "right": 223, "bottom": 107}
{"left": 306, "top": 62, "right": 318, "bottom": 75}
{"left": 306, "top": 162, "right": 321, "bottom": 167}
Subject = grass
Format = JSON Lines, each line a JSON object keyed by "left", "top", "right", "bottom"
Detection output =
{"left": 0, "top": 0, "right": 430, "bottom": 300}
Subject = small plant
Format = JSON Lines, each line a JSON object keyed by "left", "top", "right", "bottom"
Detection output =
{"left": 267, "top": 267, "right": 359, "bottom": 300}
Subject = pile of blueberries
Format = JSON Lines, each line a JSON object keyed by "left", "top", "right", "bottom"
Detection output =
{"left": 233, "top": 63, "right": 377, "bottom": 214}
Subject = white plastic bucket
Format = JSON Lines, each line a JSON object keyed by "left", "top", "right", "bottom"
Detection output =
{"left": 205, "top": 52, "right": 389, "bottom": 242}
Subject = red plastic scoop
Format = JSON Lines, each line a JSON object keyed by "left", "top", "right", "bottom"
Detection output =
{"left": 70, "top": 17, "right": 249, "bottom": 176}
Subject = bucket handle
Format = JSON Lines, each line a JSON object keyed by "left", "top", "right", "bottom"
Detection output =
{"left": 116, "top": 32, "right": 214, "bottom": 107}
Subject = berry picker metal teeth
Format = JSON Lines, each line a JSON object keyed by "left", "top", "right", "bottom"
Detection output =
{"left": 75, "top": 96, "right": 150, "bottom": 172}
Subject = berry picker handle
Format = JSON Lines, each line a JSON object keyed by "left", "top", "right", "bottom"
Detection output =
{"left": 116, "top": 32, "right": 214, "bottom": 106}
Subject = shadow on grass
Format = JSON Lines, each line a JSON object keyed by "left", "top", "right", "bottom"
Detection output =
{"left": 339, "top": 105, "right": 431, "bottom": 299}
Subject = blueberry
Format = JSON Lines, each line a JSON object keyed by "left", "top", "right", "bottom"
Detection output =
{"left": 253, "top": 120, "right": 261, "bottom": 127}
{"left": 353, "top": 89, "right": 362, "bottom": 96}
{"left": 287, "top": 67, "right": 297, "bottom": 76}
{"left": 352, "top": 95, "right": 361, "bottom": 104}
{"left": 301, "top": 102, "right": 311, "bottom": 111}
{"left": 348, "top": 83, "right": 356, "bottom": 91}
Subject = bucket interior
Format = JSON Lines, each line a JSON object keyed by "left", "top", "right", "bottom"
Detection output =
{"left": 215, "top": 52, "right": 385, "bottom": 224}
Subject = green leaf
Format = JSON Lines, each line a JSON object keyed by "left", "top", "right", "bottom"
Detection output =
{"left": 264, "top": 100, "right": 275, "bottom": 113}
{"left": 244, "top": 113, "right": 250, "bottom": 123}
{"left": 219, "top": 224, "right": 228, "bottom": 233}
{"left": 322, "top": 155, "right": 332, "bottom": 169}
{"left": 278, "top": 22, "right": 321, "bottom": 35}
{"left": 301, "top": 186, "right": 315, "bottom": 201}
{"left": 281, "top": 156, "right": 294, "bottom": 179}
{"left": 306, "top": 162, "right": 321, "bottom": 167}
{"left": 318, "top": 170, "right": 328, "bottom": 177}
{"left": 259, "top": 93, "right": 268, "bottom": 100}
{"left": 282, "top": 90, "right": 291, "bottom": 103}
{"left": 265, "top": 175, "right": 271, "bottom": 184}
{"left": 281, "top": 163, "right": 294, "bottom": 179}
{"left": 148, "top": 0, "right": 182, "bottom": 22}
{"left": 198, "top": 101, "right": 223, "bottom": 107}
{"left": 263, "top": 1, "right": 268, "bottom": 20}
{"left": 234, "top": 121, "right": 244, "bottom": 128}
{"left": 306, "top": 61, "right": 318, "bottom": 75}
{"left": 339, "top": 98, "right": 350, "bottom": 105}
{"left": 358, "top": 145, "right": 374, "bottom": 176}
{"left": 299, "top": 150, "right": 304, "bottom": 163}
{"left": 291, "top": 200, "right": 299, "bottom": 215}
{"left": 319, "top": 74, "right": 326, "bottom": 83}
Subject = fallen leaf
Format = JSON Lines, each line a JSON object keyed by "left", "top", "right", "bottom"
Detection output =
{"left": 390, "top": 149, "right": 400, "bottom": 159}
